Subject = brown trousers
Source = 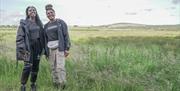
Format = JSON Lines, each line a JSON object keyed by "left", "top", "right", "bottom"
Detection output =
{"left": 49, "top": 48, "right": 66, "bottom": 84}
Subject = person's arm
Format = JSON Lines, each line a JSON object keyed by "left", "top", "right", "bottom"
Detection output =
{"left": 60, "top": 20, "right": 71, "bottom": 57}
{"left": 43, "top": 24, "right": 50, "bottom": 58}
{"left": 16, "top": 20, "right": 27, "bottom": 61}
{"left": 60, "top": 20, "right": 71, "bottom": 51}
{"left": 16, "top": 21, "right": 26, "bottom": 51}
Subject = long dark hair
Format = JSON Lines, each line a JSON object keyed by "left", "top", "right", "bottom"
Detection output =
{"left": 25, "top": 6, "right": 43, "bottom": 29}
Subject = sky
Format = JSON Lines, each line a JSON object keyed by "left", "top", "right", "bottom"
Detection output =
{"left": 0, "top": 0, "right": 180, "bottom": 25}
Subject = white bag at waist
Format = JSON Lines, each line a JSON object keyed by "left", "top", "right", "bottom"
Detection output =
{"left": 47, "top": 40, "right": 59, "bottom": 49}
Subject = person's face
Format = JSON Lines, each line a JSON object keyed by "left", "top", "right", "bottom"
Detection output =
{"left": 27, "top": 7, "right": 36, "bottom": 18}
{"left": 46, "top": 9, "right": 55, "bottom": 21}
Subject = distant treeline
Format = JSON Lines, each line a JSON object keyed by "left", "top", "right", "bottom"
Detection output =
{"left": 0, "top": 24, "right": 180, "bottom": 31}
{"left": 0, "top": 25, "right": 17, "bottom": 31}
{"left": 0, "top": 25, "right": 17, "bottom": 28}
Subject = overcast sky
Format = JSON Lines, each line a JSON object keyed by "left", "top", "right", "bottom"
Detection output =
{"left": 0, "top": 0, "right": 180, "bottom": 25}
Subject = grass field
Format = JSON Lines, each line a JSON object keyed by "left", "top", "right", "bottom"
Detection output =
{"left": 0, "top": 27, "right": 180, "bottom": 91}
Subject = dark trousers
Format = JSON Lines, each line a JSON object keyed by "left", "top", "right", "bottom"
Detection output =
{"left": 21, "top": 42, "right": 40, "bottom": 85}
{"left": 21, "top": 60, "right": 40, "bottom": 84}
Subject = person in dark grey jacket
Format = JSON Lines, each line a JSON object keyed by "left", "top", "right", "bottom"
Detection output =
{"left": 16, "top": 6, "right": 44, "bottom": 91}
{"left": 44, "top": 4, "right": 71, "bottom": 89}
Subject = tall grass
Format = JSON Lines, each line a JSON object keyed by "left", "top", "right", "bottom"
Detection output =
{"left": 0, "top": 29, "right": 180, "bottom": 91}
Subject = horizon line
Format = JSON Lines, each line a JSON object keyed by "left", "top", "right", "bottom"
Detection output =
{"left": 0, "top": 22, "right": 180, "bottom": 26}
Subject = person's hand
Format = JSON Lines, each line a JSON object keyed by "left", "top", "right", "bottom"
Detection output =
{"left": 64, "top": 50, "right": 69, "bottom": 57}
{"left": 45, "top": 56, "right": 49, "bottom": 60}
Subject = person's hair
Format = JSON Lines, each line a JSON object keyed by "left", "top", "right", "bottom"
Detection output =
{"left": 25, "top": 6, "right": 43, "bottom": 29}
{"left": 45, "top": 4, "right": 55, "bottom": 12}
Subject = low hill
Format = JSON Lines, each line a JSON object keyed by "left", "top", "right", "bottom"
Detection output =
{"left": 98, "top": 23, "right": 146, "bottom": 28}
{"left": 96, "top": 23, "right": 180, "bottom": 31}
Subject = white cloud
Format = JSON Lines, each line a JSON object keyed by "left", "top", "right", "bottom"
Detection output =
{"left": 172, "top": 0, "right": 180, "bottom": 4}
{"left": 0, "top": 0, "right": 180, "bottom": 25}
{"left": 0, "top": 10, "right": 24, "bottom": 25}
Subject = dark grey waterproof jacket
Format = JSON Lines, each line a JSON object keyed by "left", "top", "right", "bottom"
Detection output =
{"left": 44, "top": 19, "right": 71, "bottom": 57}
{"left": 16, "top": 19, "right": 45, "bottom": 62}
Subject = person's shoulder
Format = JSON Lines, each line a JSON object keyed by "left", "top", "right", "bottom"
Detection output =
{"left": 44, "top": 22, "right": 48, "bottom": 26}
{"left": 56, "top": 18, "right": 66, "bottom": 24}
{"left": 44, "top": 22, "right": 50, "bottom": 28}
{"left": 19, "top": 19, "right": 26, "bottom": 25}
